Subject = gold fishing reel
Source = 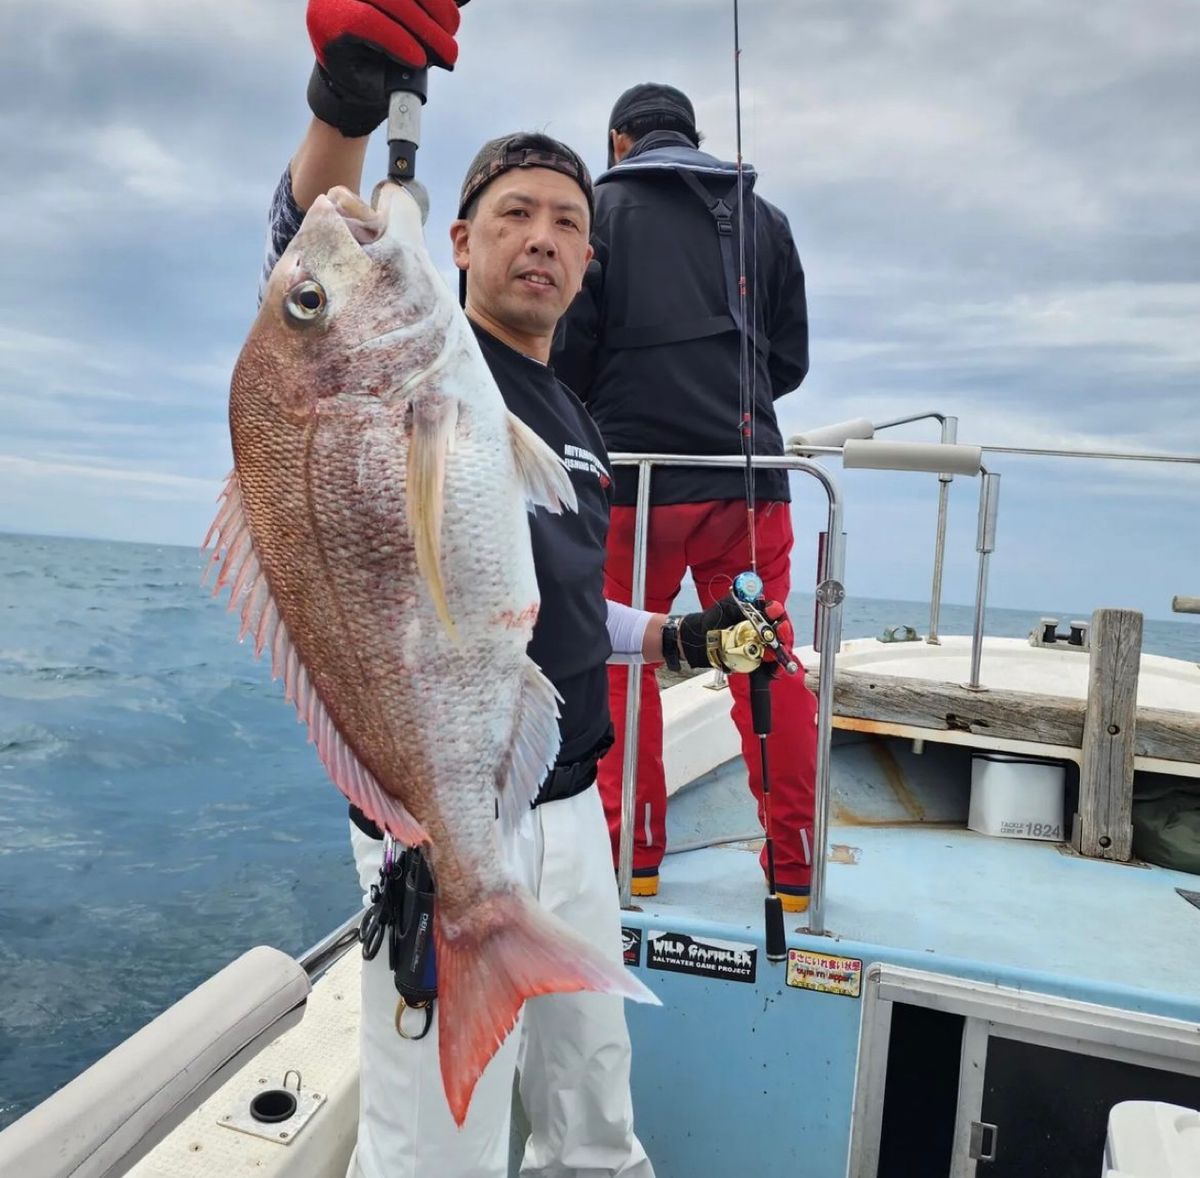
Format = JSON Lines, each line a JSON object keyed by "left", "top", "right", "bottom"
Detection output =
{"left": 706, "top": 620, "right": 768, "bottom": 675}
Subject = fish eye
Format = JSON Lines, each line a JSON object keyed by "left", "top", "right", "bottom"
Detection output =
{"left": 285, "top": 280, "right": 327, "bottom": 322}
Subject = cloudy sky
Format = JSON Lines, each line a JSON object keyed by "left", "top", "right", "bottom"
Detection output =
{"left": 2, "top": 0, "right": 1198, "bottom": 621}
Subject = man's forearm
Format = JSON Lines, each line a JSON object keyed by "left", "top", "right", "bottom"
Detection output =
{"left": 290, "top": 118, "right": 372, "bottom": 211}
{"left": 605, "top": 600, "right": 671, "bottom": 665}
{"left": 260, "top": 121, "right": 373, "bottom": 304}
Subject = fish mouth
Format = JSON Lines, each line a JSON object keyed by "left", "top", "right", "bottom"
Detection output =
{"left": 312, "top": 182, "right": 425, "bottom": 259}
{"left": 324, "top": 186, "right": 390, "bottom": 251}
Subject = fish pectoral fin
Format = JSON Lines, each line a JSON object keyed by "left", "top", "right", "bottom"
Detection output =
{"left": 203, "top": 470, "right": 279, "bottom": 656}
{"left": 495, "top": 659, "right": 563, "bottom": 831}
{"left": 204, "top": 471, "right": 429, "bottom": 848}
{"left": 506, "top": 411, "right": 578, "bottom": 515}
{"left": 407, "top": 395, "right": 460, "bottom": 642}
{"left": 435, "top": 887, "right": 659, "bottom": 1127}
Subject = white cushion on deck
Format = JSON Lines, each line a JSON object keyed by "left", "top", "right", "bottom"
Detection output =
{"left": 0, "top": 945, "right": 309, "bottom": 1178}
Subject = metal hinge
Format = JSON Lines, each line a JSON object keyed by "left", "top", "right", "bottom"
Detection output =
{"left": 969, "top": 1121, "right": 998, "bottom": 1163}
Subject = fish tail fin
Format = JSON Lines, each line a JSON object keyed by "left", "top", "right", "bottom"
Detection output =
{"left": 507, "top": 411, "right": 578, "bottom": 515}
{"left": 408, "top": 396, "right": 460, "bottom": 641}
{"left": 435, "top": 888, "right": 658, "bottom": 1126}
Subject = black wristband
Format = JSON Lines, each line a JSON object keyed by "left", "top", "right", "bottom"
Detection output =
{"left": 306, "top": 63, "right": 388, "bottom": 139}
{"left": 661, "top": 616, "right": 683, "bottom": 672}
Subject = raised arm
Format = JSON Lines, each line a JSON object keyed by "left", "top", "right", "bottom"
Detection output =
{"left": 261, "top": 0, "right": 466, "bottom": 292}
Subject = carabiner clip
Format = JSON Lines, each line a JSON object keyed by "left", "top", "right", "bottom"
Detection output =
{"left": 395, "top": 995, "right": 434, "bottom": 1041}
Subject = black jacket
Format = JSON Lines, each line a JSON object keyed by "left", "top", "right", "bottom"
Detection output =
{"left": 553, "top": 130, "right": 809, "bottom": 506}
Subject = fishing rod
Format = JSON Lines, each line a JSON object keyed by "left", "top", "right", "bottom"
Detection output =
{"left": 729, "top": 0, "right": 795, "bottom": 965}
{"left": 380, "top": 0, "right": 471, "bottom": 217}
{"left": 382, "top": 63, "right": 430, "bottom": 219}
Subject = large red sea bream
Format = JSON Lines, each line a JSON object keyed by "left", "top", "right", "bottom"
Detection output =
{"left": 204, "top": 182, "right": 655, "bottom": 1125}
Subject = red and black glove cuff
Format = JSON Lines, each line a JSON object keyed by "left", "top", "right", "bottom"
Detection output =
{"left": 305, "top": 0, "right": 464, "bottom": 137}
{"left": 306, "top": 58, "right": 388, "bottom": 138}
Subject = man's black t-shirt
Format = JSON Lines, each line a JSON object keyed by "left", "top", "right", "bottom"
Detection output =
{"left": 472, "top": 324, "right": 615, "bottom": 764}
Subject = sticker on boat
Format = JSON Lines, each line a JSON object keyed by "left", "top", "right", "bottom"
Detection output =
{"left": 622, "top": 926, "right": 643, "bottom": 967}
{"left": 646, "top": 930, "right": 757, "bottom": 983}
{"left": 785, "top": 949, "right": 863, "bottom": 998}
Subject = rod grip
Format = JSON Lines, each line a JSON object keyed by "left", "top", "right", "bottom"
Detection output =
{"left": 386, "top": 65, "right": 428, "bottom": 184}
{"left": 765, "top": 895, "right": 787, "bottom": 962}
{"left": 749, "top": 668, "right": 772, "bottom": 736}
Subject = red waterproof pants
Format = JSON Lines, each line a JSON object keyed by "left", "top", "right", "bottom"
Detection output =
{"left": 598, "top": 499, "right": 818, "bottom": 895}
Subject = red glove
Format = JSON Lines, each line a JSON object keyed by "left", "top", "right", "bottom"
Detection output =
{"left": 306, "top": 0, "right": 465, "bottom": 137}
{"left": 761, "top": 600, "right": 793, "bottom": 656}
{"left": 759, "top": 599, "right": 795, "bottom": 678}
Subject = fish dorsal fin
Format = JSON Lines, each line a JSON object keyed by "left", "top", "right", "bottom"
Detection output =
{"left": 407, "top": 396, "right": 460, "bottom": 642}
{"left": 506, "top": 411, "right": 578, "bottom": 515}
{"left": 204, "top": 472, "right": 429, "bottom": 847}
{"left": 495, "top": 659, "right": 563, "bottom": 831}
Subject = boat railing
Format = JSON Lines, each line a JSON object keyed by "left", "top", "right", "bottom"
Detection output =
{"left": 791, "top": 411, "right": 962, "bottom": 645}
{"left": 789, "top": 427, "right": 1200, "bottom": 689}
{"left": 610, "top": 434, "right": 1200, "bottom": 936}
{"left": 606, "top": 446, "right": 984, "bottom": 935}
{"left": 297, "top": 911, "right": 364, "bottom": 981}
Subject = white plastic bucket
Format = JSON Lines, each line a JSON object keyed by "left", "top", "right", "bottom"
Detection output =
{"left": 968, "top": 752, "right": 1066, "bottom": 842}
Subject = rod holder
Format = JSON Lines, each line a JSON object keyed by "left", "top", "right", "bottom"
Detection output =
{"left": 968, "top": 472, "right": 1001, "bottom": 689}
{"left": 976, "top": 471, "right": 1000, "bottom": 554}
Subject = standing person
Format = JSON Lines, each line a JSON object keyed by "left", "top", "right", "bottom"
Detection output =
{"left": 261, "top": 10, "right": 797, "bottom": 1176}
{"left": 554, "top": 83, "right": 818, "bottom": 912}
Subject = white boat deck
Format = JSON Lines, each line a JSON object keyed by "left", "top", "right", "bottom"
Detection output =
{"left": 801, "top": 634, "right": 1200, "bottom": 712}
{"left": 126, "top": 950, "right": 361, "bottom": 1178}
{"left": 654, "top": 754, "right": 1200, "bottom": 1014}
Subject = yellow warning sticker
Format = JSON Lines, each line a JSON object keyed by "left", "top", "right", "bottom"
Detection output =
{"left": 785, "top": 949, "right": 863, "bottom": 998}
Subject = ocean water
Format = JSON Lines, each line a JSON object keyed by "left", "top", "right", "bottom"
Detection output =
{"left": 0, "top": 530, "right": 1197, "bottom": 1128}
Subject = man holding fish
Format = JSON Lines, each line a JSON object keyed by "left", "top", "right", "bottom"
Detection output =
{"left": 212, "top": 1, "right": 793, "bottom": 1175}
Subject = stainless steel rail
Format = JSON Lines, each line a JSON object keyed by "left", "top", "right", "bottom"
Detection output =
{"left": 981, "top": 446, "right": 1200, "bottom": 464}
{"left": 788, "top": 431, "right": 1199, "bottom": 691}
{"left": 297, "top": 911, "right": 362, "bottom": 980}
{"left": 863, "top": 411, "right": 960, "bottom": 645}
{"left": 607, "top": 452, "right": 846, "bottom": 936}
{"left": 968, "top": 469, "right": 1001, "bottom": 690}
{"left": 790, "top": 411, "right": 965, "bottom": 648}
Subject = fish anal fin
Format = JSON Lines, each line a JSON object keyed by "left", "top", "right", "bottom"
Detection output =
{"left": 203, "top": 471, "right": 428, "bottom": 847}
{"left": 407, "top": 396, "right": 460, "bottom": 642}
{"left": 495, "top": 659, "right": 562, "bottom": 831}
{"left": 507, "top": 411, "right": 578, "bottom": 515}
{"left": 435, "top": 888, "right": 659, "bottom": 1126}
